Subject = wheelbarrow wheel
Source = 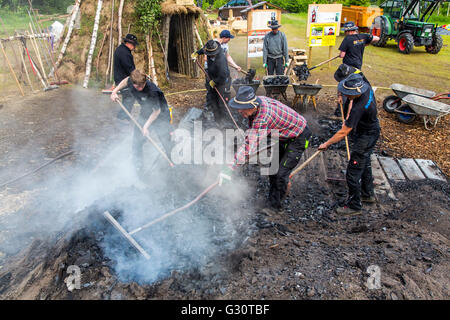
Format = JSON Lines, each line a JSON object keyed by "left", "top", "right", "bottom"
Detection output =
{"left": 396, "top": 104, "right": 416, "bottom": 124}
{"left": 383, "top": 95, "right": 402, "bottom": 113}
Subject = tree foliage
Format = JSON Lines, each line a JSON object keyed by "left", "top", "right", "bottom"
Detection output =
{"left": 135, "top": 0, "right": 162, "bottom": 34}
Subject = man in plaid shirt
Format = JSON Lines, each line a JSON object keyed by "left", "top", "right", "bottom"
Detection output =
{"left": 220, "top": 86, "right": 312, "bottom": 213}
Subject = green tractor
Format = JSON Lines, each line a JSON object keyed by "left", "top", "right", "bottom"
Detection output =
{"left": 370, "top": 0, "right": 445, "bottom": 54}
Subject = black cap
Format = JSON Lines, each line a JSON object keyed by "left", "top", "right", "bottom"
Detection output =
{"left": 343, "top": 21, "right": 358, "bottom": 32}
{"left": 123, "top": 34, "right": 138, "bottom": 46}
{"left": 334, "top": 63, "right": 357, "bottom": 82}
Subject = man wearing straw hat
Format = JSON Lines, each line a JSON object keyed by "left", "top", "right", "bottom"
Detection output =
{"left": 319, "top": 74, "right": 380, "bottom": 216}
{"left": 192, "top": 40, "right": 231, "bottom": 124}
{"left": 263, "top": 20, "right": 289, "bottom": 75}
{"left": 219, "top": 86, "right": 312, "bottom": 214}
{"left": 111, "top": 69, "right": 173, "bottom": 172}
{"left": 113, "top": 33, "right": 138, "bottom": 120}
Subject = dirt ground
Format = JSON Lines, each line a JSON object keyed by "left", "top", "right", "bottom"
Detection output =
{"left": 0, "top": 74, "right": 448, "bottom": 300}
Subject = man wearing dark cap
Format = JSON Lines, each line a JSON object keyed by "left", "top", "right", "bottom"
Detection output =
{"left": 219, "top": 86, "right": 312, "bottom": 214}
{"left": 113, "top": 34, "right": 138, "bottom": 120}
{"left": 319, "top": 74, "right": 380, "bottom": 215}
{"left": 263, "top": 20, "right": 289, "bottom": 75}
{"left": 338, "top": 21, "right": 379, "bottom": 70}
{"left": 333, "top": 63, "right": 371, "bottom": 117}
{"left": 217, "top": 29, "right": 241, "bottom": 72}
{"left": 192, "top": 40, "right": 231, "bottom": 124}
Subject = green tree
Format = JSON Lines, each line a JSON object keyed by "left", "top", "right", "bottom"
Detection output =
{"left": 135, "top": 0, "right": 162, "bottom": 33}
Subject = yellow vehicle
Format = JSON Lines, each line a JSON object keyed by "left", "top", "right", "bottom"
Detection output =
{"left": 341, "top": 5, "right": 383, "bottom": 29}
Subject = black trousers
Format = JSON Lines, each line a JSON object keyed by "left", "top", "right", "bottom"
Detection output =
{"left": 268, "top": 126, "right": 312, "bottom": 209}
{"left": 132, "top": 117, "right": 173, "bottom": 166}
{"left": 267, "top": 57, "right": 285, "bottom": 76}
{"left": 205, "top": 77, "right": 231, "bottom": 122}
{"left": 346, "top": 129, "right": 380, "bottom": 210}
{"left": 117, "top": 87, "right": 135, "bottom": 119}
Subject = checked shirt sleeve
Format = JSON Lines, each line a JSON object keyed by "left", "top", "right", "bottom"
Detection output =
{"left": 232, "top": 117, "right": 269, "bottom": 169}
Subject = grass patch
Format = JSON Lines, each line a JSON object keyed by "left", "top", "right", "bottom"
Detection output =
{"left": 428, "top": 14, "right": 450, "bottom": 25}
{"left": 0, "top": 10, "right": 64, "bottom": 36}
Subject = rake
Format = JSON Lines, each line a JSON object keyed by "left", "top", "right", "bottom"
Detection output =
{"left": 103, "top": 180, "right": 220, "bottom": 260}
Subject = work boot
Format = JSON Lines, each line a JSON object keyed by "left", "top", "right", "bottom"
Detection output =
{"left": 336, "top": 205, "right": 361, "bottom": 216}
{"left": 361, "top": 195, "right": 376, "bottom": 203}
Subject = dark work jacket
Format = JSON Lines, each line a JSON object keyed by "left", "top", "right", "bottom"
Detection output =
{"left": 128, "top": 78, "right": 170, "bottom": 123}
{"left": 204, "top": 48, "right": 230, "bottom": 87}
{"left": 114, "top": 43, "right": 135, "bottom": 85}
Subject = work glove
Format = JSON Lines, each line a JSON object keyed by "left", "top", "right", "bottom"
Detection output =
{"left": 263, "top": 63, "right": 267, "bottom": 68}
{"left": 218, "top": 166, "right": 233, "bottom": 186}
{"left": 191, "top": 52, "right": 199, "bottom": 60}
{"left": 209, "top": 80, "right": 216, "bottom": 88}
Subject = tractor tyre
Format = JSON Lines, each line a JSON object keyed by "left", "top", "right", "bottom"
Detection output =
{"left": 396, "top": 104, "right": 416, "bottom": 124}
{"left": 398, "top": 33, "right": 414, "bottom": 54}
{"left": 383, "top": 95, "right": 402, "bottom": 113}
{"left": 425, "top": 34, "right": 443, "bottom": 54}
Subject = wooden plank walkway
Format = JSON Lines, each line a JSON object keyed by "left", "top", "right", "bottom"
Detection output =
{"left": 397, "top": 158, "right": 425, "bottom": 180}
{"left": 415, "top": 159, "right": 447, "bottom": 182}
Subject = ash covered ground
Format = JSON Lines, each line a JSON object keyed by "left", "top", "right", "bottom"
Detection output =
{"left": 0, "top": 80, "right": 448, "bottom": 300}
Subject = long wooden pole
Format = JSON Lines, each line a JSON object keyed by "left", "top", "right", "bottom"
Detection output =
{"left": 116, "top": 100, "right": 174, "bottom": 167}
{"left": 83, "top": 0, "right": 103, "bottom": 88}
{"left": 29, "top": 6, "right": 60, "bottom": 82}
{"left": 289, "top": 150, "right": 322, "bottom": 178}
{"left": 17, "top": 41, "right": 34, "bottom": 92}
{"left": 0, "top": 41, "right": 25, "bottom": 96}
{"left": 29, "top": 23, "right": 48, "bottom": 85}
{"left": 95, "top": 28, "right": 108, "bottom": 80}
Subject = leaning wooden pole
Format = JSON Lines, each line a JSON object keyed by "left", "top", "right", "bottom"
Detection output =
{"left": 146, "top": 31, "right": 158, "bottom": 86}
{"left": 0, "top": 40, "right": 25, "bottom": 96}
{"left": 54, "top": 0, "right": 81, "bottom": 70}
{"left": 83, "top": 0, "right": 103, "bottom": 88}
{"left": 95, "top": 28, "right": 108, "bottom": 80}
{"left": 29, "top": 23, "right": 48, "bottom": 85}
{"left": 17, "top": 41, "right": 34, "bottom": 92}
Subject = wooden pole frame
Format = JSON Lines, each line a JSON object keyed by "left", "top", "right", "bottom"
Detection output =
{"left": 0, "top": 41, "right": 25, "bottom": 96}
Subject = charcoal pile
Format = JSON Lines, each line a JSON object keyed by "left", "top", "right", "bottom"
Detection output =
{"left": 232, "top": 69, "right": 260, "bottom": 94}
{"left": 263, "top": 76, "right": 289, "bottom": 86}
{"left": 294, "top": 63, "right": 310, "bottom": 82}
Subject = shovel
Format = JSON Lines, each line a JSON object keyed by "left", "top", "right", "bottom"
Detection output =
{"left": 297, "top": 55, "right": 340, "bottom": 81}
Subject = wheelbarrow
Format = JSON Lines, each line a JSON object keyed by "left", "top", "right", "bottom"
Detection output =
{"left": 395, "top": 94, "right": 450, "bottom": 130}
{"left": 262, "top": 75, "right": 289, "bottom": 101}
{"left": 231, "top": 79, "right": 261, "bottom": 96}
{"left": 382, "top": 83, "right": 436, "bottom": 113}
{"left": 292, "top": 83, "right": 322, "bottom": 111}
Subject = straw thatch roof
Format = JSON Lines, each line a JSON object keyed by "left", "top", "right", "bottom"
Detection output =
{"left": 161, "top": 1, "right": 203, "bottom": 15}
